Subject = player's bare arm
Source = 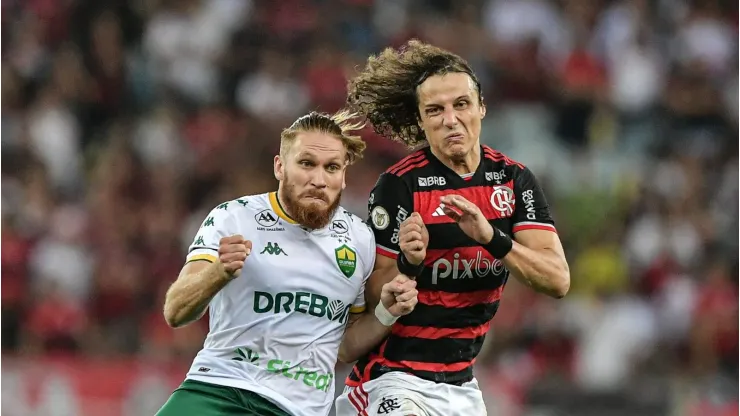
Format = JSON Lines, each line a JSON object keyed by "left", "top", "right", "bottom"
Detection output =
{"left": 337, "top": 212, "right": 426, "bottom": 362}
{"left": 441, "top": 194, "right": 570, "bottom": 298}
{"left": 365, "top": 212, "right": 428, "bottom": 307}
{"left": 338, "top": 273, "right": 418, "bottom": 363}
{"left": 163, "top": 235, "right": 252, "bottom": 327}
{"left": 495, "top": 229, "right": 569, "bottom": 298}
{"left": 363, "top": 255, "right": 398, "bottom": 309}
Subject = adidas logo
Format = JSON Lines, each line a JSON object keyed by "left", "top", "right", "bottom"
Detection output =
{"left": 431, "top": 203, "right": 446, "bottom": 217}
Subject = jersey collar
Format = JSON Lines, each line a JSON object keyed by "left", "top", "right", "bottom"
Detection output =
{"left": 425, "top": 145, "right": 486, "bottom": 185}
{"left": 269, "top": 192, "right": 297, "bottom": 224}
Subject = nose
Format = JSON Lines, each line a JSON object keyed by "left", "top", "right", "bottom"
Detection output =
{"left": 442, "top": 107, "right": 458, "bottom": 128}
{"left": 309, "top": 169, "right": 328, "bottom": 188}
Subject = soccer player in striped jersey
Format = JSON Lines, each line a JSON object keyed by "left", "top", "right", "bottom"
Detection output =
{"left": 156, "top": 110, "right": 418, "bottom": 416}
{"left": 335, "top": 40, "right": 570, "bottom": 416}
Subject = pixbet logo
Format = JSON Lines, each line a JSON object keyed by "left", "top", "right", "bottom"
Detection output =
{"left": 431, "top": 251, "right": 506, "bottom": 285}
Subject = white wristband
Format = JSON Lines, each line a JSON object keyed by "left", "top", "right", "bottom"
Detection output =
{"left": 374, "top": 302, "right": 399, "bottom": 327}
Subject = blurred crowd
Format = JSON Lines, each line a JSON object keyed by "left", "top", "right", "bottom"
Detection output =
{"left": 1, "top": 0, "right": 737, "bottom": 415}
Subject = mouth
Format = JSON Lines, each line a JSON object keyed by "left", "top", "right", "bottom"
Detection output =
{"left": 445, "top": 133, "right": 465, "bottom": 142}
{"left": 302, "top": 195, "right": 327, "bottom": 203}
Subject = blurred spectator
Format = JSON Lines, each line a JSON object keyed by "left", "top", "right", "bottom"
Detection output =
{"left": 1, "top": 1, "right": 736, "bottom": 414}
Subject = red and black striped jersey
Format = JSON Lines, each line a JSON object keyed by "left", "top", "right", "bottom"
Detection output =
{"left": 347, "top": 145, "right": 557, "bottom": 386}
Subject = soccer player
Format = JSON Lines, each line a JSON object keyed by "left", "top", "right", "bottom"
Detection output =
{"left": 156, "top": 110, "right": 419, "bottom": 416}
{"left": 335, "top": 41, "right": 571, "bottom": 415}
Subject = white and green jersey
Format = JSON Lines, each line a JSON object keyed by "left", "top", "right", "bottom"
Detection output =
{"left": 183, "top": 192, "right": 375, "bottom": 416}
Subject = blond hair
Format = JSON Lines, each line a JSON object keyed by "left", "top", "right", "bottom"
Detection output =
{"left": 280, "top": 110, "right": 367, "bottom": 165}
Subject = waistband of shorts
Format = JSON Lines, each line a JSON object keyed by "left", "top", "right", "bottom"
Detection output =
{"left": 371, "top": 367, "right": 474, "bottom": 387}
{"left": 445, "top": 375, "right": 474, "bottom": 386}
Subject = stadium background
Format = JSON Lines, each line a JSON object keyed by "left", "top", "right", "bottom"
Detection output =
{"left": 1, "top": 0, "right": 737, "bottom": 415}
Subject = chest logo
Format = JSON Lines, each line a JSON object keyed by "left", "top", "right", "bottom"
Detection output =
{"left": 335, "top": 245, "right": 357, "bottom": 278}
{"left": 261, "top": 242, "right": 287, "bottom": 256}
{"left": 330, "top": 219, "right": 349, "bottom": 234}
{"left": 490, "top": 185, "right": 515, "bottom": 217}
{"left": 255, "top": 210, "right": 279, "bottom": 227}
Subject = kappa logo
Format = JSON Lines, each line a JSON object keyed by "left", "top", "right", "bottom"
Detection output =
{"left": 261, "top": 242, "right": 287, "bottom": 256}
{"left": 334, "top": 245, "right": 357, "bottom": 278}
{"left": 490, "top": 185, "right": 515, "bottom": 217}
{"left": 255, "top": 210, "right": 279, "bottom": 227}
{"left": 330, "top": 219, "right": 349, "bottom": 234}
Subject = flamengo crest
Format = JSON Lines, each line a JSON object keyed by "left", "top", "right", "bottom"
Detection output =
{"left": 490, "top": 185, "right": 515, "bottom": 217}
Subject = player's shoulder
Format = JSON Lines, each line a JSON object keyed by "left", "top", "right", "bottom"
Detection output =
{"left": 373, "top": 148, "right": 432, "bottom": 193}
{"left": 334, "top": 207, "right": 374, "bottom": 245}
{"left": 480, "top": 145, "right": 527, "bottom": 173}
{"left": 206, "top": 193, "right": 270, "bottom": 218}
{"left": 381, "top": 148, "right": 434, "bottom": 180}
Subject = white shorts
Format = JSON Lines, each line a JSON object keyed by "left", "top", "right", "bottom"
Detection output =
{"left": 334, "top": 372, "right": 487, "bottom": 416}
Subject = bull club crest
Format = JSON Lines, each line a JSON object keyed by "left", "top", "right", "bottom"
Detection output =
{"left": 334, "top": 245, "right": 357, "bottom": 278}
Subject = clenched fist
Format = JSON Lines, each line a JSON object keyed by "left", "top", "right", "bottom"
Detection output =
{"left": 398, "top": 212, "right": 429, "bottom": 266}
{"left": 218, "top": 235, "right": 252, "bottom": 278}
{"left": 381, "top": 274, "right": 418, "bottom": 317}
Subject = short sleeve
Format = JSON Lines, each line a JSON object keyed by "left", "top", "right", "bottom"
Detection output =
{"left": 349, "top": 229, "right": 376, "bottom": 314}
{"left": 512, "top": 167, "right": 557, "bottom": 234}
{"left": 186, "top": 201, "right": 238, "bottom": 263}
{"left": 367, "top": 173, "right": 414, "bottom": 259}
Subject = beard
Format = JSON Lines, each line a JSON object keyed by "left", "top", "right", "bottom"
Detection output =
{"left": 281, "top": 180, "right": 341, "bottom": 230}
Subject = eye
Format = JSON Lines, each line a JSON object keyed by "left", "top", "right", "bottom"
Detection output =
{"left": 299, "top": 160, "right": 313, "bottom": 167}
{"left": 425, "top": 107, "right": 441, "bottom": 116}
{"left": 454, "top": 100, "right": 469, "bottom": 109}
{"left": 326, "top": 164, "right": 341, "bottom": 173}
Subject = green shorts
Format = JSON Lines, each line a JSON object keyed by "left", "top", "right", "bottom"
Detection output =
{"left": 156, "top": 379, "right": 291, "bottom": 416}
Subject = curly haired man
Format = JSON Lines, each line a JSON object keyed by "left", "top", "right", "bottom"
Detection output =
{"left": 335, "top": 40, "right": 570, "bottom": 416}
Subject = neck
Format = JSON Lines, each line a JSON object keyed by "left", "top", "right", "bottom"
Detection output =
{"left": 430, "top": 144, "right": 481, "bottom": 176}
{"left": 276, "top": 187, "right": 295, "bottom": 220}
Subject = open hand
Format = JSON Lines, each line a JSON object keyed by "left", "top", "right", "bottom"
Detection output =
{"left": 440, "top": 195, "right": 494, "bottom": 244}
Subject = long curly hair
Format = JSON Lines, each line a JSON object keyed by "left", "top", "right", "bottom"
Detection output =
{"left": 347, "top": 40, "right": 482, "bottom": 148}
